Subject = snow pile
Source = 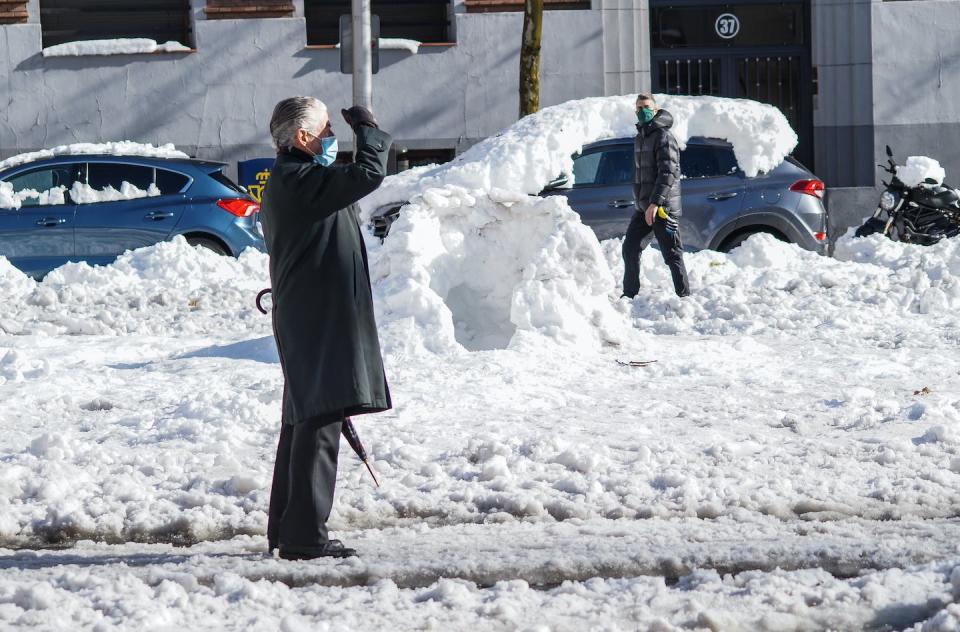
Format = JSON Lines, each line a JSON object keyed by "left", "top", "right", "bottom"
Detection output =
{"left": 0, "top": 237, "right": 270, "bottom": 337}
{"left": 362, "top": 94, "right": 796, "bottom": 353}
{"left": 42, "top": 39, "right": 191, "bottom": 58}
{"left": 0, "top": 182, "right": 66, "bottom": 210}
{"left": 368, "top": 190, "right": 624, "bottom": 353}
{"left": 363, "top": 94, "right": 795, "bottom": 213}
{"left": 70, "top": 181, "right": 161, "bottom": 204}
{"left": 602, "top": 232, "right": 960, "bottom": 342}
{"left": 897, "top": 156, "right": 947, "bottom": 188}
{"left": 0, "top": 142, "right": 189, "bottom": 172}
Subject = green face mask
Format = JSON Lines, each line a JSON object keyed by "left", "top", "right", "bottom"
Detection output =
{"left": 637, "top": 107, "right": 656, "bottom": 125}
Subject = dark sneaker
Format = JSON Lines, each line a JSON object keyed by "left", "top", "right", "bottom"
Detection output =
{"left": 278, "top": 540, "right": 357, "bottom": 560}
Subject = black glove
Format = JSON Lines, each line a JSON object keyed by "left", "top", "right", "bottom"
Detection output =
{"left": 341, "top": 106, "right": 378, "bottom": 131}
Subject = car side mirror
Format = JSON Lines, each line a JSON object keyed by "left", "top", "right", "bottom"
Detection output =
{"left": 543, "top": 174, "right": 569, "bottom": 191}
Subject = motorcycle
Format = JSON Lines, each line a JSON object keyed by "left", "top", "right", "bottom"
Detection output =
{"left": 856, "top": 145, "right": 960, "bottom": 245}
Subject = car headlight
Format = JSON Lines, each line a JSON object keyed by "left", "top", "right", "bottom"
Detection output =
{"left": 880, "top": 191, "right": 897, "bottom": 211}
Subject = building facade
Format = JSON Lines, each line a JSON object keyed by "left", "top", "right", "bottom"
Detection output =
{"left": 0, "top": 0, "right": 957, "bottom": 230}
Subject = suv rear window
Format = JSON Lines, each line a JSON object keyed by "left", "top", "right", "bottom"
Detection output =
{"left": 680, "top": 144, "right": 740, "bottom": 179}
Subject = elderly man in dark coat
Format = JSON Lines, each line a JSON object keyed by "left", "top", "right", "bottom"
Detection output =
{"left": 622, "top": 93, "right": 690, "bottom": 298}
{"left": 259, "top": 96, "right": 392, "bottom": 560}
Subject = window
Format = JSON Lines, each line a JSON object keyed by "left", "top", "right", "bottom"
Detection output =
{"left": 40, "top": 0, "right": 192, "bottom": 49}
{"left": 305, "top": 0, "right": 452, "bottom": 45}
{"left": 87, "top": 163, "right": 155, "bottom": 191}
{"left": 680, "top": 144, "right": 740, "bottom": 179}
{"left": 572, "top": 148, "right": 633, "bottom": 187}
{"left": 652, "top": 5, "right": 804, "bottom": 49}
{"left": 155, "top": 169, "right": 190, "bottom": 194}
{"left": 4, "top": 165, "right": 81, "bottom": 207}
{"left": 572, "top": 152, "right": 602, "bottom": 187}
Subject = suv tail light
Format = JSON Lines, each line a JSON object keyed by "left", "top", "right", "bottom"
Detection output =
{"left": 790, "top": 179, "right": 825, "bottom": 200}
{"left": 217, "top": 198, "right": 259, "bottom": 217}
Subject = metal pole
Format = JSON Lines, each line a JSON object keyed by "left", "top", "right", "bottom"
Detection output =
{"left": 352, "top": 0, "right": 372, "bottom": 152}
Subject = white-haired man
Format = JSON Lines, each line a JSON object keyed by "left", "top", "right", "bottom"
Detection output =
{"left": 260, "top": 97, "right": 392, "bottom": 560}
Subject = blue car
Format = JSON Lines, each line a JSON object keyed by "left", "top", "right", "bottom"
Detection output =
{"left": 0, "top": 154, "right": 265, "bottom": 278}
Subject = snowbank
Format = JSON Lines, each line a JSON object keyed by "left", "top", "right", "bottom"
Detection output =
{"left": 897, "top": 156, "right": 948, "bottom": 188}
{"left": 362, "top": 94, "right": 796, "bottom": 354}
{"left": 0, "top": 142, "right": 189, "bottom": 172}
{"left": 42, "top": 39, "right": 191, "bottom": 58}
{"left": 0, "top": 237, "right": 270, "bottom": 337}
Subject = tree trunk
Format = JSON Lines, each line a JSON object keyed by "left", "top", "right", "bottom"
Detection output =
{"left": 519, "top": 0, "right": 543, "bottom": 118}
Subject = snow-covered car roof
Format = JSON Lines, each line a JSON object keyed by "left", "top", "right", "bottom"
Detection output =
{"left": 0, "top": 142, "right": 191, "bottom": 172}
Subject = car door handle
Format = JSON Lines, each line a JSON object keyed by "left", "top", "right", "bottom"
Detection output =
{"left": 36, "top": 218, "right": 67, "bottom": 227}
{"left": 608, "top": 199, "right": 635, "bottom": 208}
{"left": 145, "top": 211, "right": 175, "bottom": 220}
{"left": 707, "top": 192, "right": 739, "bottom": 201}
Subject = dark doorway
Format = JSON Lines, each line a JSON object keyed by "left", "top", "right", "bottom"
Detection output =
{"left": 650, "top": 0, "right": 814, "bottom": 170}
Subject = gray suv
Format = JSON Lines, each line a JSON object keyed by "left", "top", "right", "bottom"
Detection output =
{"left": 371, "top": 136, "right": 829, "bottom": 254}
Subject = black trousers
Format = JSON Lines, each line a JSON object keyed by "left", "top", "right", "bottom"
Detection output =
{"left": 622, "top": 210, "right": 690, "bottom": 297}
{"left": 267, "top": 412, "right": 343, "bottom": 554}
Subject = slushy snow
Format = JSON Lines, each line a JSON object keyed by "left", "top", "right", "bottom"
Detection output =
{"left": 1, "top": 94, "right": 958, "bottom": 630}
{"left": 41, "top": 39, "right": 191, "bottom": 58}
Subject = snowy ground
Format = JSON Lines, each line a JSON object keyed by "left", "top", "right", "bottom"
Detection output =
{"left": 2, "top": 95, "right": 960, "bottom": 629}
{"left": 1, "top": 233, "right": 959, "bottom": 630}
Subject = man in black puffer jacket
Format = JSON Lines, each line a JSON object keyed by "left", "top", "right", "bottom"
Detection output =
{"left": 622, "top": 93, "right": 690, "bottom": 298}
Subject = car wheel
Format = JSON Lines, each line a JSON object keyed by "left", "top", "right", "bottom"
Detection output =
{"left": 719, "top": 229, "right": 787, "bottom": 253}
{"left": 186, "top": 236, "right": 229, "bottom": 256}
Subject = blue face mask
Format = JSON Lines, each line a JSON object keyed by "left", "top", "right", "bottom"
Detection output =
{"left": 312, "top": 135, "right": 338, "bottom": 167}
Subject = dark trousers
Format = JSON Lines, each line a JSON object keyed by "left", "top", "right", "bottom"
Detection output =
{"left": 267, "top": 413, "right": 343, "bottom": 553}
{"left": 622, "top": 210, "right": 690, "bottom": 297}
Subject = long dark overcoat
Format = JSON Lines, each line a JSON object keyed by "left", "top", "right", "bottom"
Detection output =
{"left": 259, "top": 125, "right": 393, "bottom": 424}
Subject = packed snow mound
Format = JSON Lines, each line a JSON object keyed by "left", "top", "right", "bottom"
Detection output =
{"left": 0, "top": 237, "right": 270, "bottom": 337}
{"left": 0, "top": 142, "right": 189, "bottom": 172}
{"left": 897, "top": 156, "right": 947, "bottom": 188}
{"left": 368, "top": 189, "right": 624, "bottom": 354}
{"left": 41, "top": 38, "right": 191, "bottom": 58}
{"left": 362, "top": 94, "right": 795, "bottom": 217}
{"left": 358, "top": 94, "right": 796, "bottom": 353}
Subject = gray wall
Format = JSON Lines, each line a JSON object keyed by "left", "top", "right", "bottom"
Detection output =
{"left": 872, "top": 0, "right": 960, "bottom": 187}
{"left": 825, "top": 0, "right": 960, "bottom": 235}
{"left": 810, "top": 0, "right": 874, "bottom": 189}
{"left": 0, "top": 10, "right": 604, "bottom": 177}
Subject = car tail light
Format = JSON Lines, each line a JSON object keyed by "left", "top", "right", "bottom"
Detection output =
{"left": 789, "top": 179, "right": 825, "bottom": 200}
{"left": 217, "top": 198, "right": 260, "bottom": 217}
{"left": 814, "top": 232, "right": 827, "bottom": 241}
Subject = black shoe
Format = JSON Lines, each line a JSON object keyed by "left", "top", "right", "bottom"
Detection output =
{"left": 278, "top": 540, "right": 357, "bottom": 560}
